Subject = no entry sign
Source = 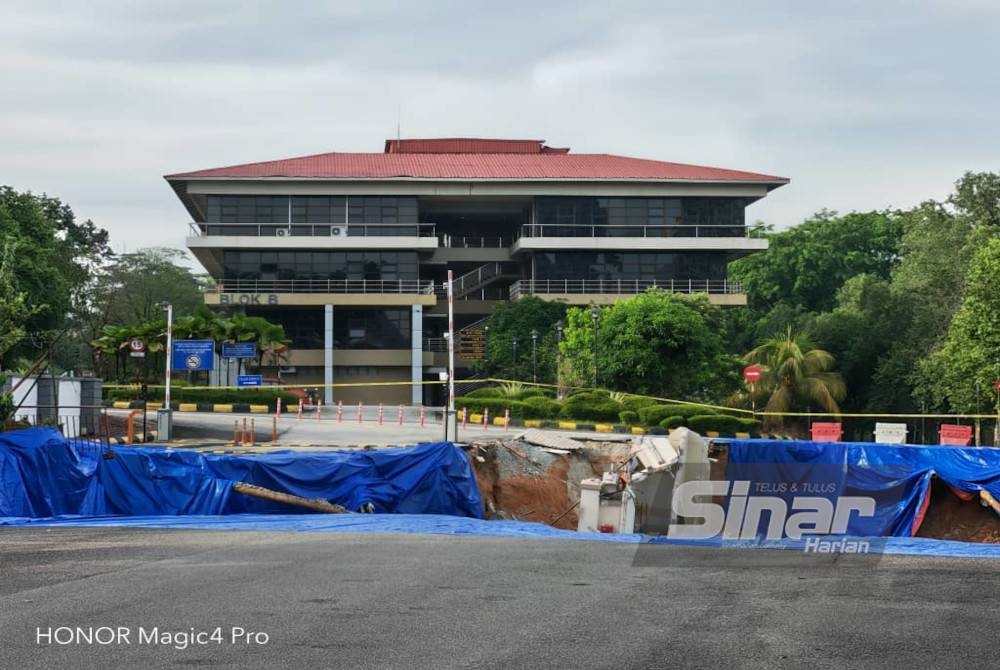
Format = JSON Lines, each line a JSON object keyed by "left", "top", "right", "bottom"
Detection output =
{"left": 743, "top": 364, "right": 763, "bottom": 383}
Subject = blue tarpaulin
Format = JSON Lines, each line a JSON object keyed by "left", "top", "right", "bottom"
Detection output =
{"left": 726, "top": 439, "right": 1000, "bottom": 537}
{"left": 0, "top": 428, "right": 482, "bottom": 519}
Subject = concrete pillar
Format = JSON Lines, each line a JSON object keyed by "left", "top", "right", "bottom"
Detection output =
{"left": 411, "top": 304, "right": 423, "bottom": 405}
{"left": 324, "top": 304, "right": 334, "bottom": 405}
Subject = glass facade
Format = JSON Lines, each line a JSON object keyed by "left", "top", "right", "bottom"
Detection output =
{"left": 247, "top": 307, "right": 411, "bottom": 349}
{"left": 533, "top": 252, "right": 729, "bottom": 281}
{"left": 533, "top": 197, "right": 746, "bottom": 236}
{"left": 204, "top": 196, "right": 418, "bottom": 235}
{"left": 334, "top": 309, "right": 410, "bottom": 349}
{"left": 222, "top": 251, "right": 418, "bottom": 280}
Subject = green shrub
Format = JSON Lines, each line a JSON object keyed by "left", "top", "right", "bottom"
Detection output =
{"left": 637, "top": 403, "right": 720, "bottom": 426}
{"left": 621, "top": 395, "right": 659, "bottom": 413}
{"left": 466, "top": 387, "right": 502, "bottom": 398}
{"left": 658, "top": 415, "right": 685, "bottom": 430}
{"left": 736, "top": 417, "right": 763, "bottom": 433}
{"left": 106, "top": 387, "right": 299, "bottom": 407}
{"left": 560, "top": 392, "right": 623, "bottom": 422}
{"left": 521, "top": 395, "right": 562, "bottom": 419}
{"left": 517, "top": 387, "right": 550, "bottom": 399}
{"left": 687, "top": 414, "right": 743, "bottom": 435}
{"left": 619, "top": 410, "right": 639, "bottom": 425}
{"left": 454, "top": 396, "right": 526, "bottom": 419}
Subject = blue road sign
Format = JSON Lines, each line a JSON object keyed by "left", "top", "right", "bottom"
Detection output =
{"left": 237, "top": 375, "right": 263, "bottom": 387}
{"left": 222, "top": 342, "right": 257, "bottom": 359}
{"left": 171, "top": 340, "right": 215, "bottom": 371}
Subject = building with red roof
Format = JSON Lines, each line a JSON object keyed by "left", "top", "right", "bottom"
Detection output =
{"left": 166, "top": 138, "right": 786, "bottom": 405}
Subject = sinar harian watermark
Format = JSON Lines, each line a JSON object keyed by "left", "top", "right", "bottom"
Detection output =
{"left": 667, "top": 479, "right": 877, "bottom": 552}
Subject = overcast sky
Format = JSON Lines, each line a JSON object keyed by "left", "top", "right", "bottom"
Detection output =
{"left": 1, "top": 1, "right": 998, "bottom": 260}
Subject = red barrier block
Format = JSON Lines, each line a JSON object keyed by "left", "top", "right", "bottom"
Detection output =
{"left": 811, "top": 422, "right": 843, "bottom": 442}
{"left": 939, "top": 424, "right": 972, "bottom": 446}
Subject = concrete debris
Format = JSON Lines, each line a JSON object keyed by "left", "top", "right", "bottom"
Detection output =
{"left": 516, "top": 428, "right": 584, "bottom": 451}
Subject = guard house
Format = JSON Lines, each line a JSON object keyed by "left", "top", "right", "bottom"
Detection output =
{"left": 165, "top": 137, "right": 787, "bottom": 405}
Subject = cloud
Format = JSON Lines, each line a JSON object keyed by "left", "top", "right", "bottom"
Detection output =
{"left": 0, "top": 0, "right": 997, "bottom": 260}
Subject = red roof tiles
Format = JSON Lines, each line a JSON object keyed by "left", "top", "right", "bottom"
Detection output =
{"left": 166, "top": 139, "right": 787, "bottom": 184}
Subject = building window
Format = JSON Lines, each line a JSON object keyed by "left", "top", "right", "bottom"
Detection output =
{"left": 222, "top": 251, "right": 419, "bottom": 281}
{"left": 207, "top": 196, "right": 289, "bottom": 224}
{"left": 334, "top": 309, "right": 410, "bottom": 349}
{"left": 534, "top": 197, "right": 745, "bottom": 236}
{"left": 533, "top": 252, "right": 729, "bottom": 281}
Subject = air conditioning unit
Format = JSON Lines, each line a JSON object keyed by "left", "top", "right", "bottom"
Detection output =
{"left": 279, "top": 366, "right": 297, "bottom": 375}
{"left": 329, "top": 226, "right": 345, "bottom": 237}
{"left": 275, "top": 228, "right": 290, "bottom": 237}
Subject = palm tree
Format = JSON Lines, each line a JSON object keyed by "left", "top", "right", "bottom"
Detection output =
{"left": 744, "top": 327, "right": 846, "bottom": 428}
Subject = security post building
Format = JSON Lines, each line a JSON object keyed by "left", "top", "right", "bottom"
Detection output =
{"left": 166, "top": 138, "right": 786, "bottom": 405}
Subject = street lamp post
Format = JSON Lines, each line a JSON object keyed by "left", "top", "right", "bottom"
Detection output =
{"left": 511, "top": 336, "right": 518, "bottom": 378}
{"left": 555, "top": 320, "right": 565, "bottom": 400}
{"left": 530, "top": 328, "right": 539, "bottom": 384}
{"left": 159, "top": 301, "right": 174, "bottom": 440}
{"left": 590, "top": 306, "right": 600, "bottom": 389}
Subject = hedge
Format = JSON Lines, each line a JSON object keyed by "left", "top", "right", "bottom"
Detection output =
{"left": 637, "top": 403, "right": 723, "bottom": 426}
{"left": 454, "top": 396, "right": 526, "bottom": 418}
{"left": 106, "top": 387, "right": 300, "bottom": 406}
{"left": 560, "top": 392, "right": 623, "bottom": 422}
{"left": 466, "top": 387, "right": 502, "bottom": 398}
{"left": 620, "top": 395, "right": 660, "bottom": 413}
{"left": 521, "top": 395, "right": 562, "bottom": 419}
{"left": 687, "top": 414, "right": 743, "bottom": 435}
{"left": 619, "top": 410, "right": 640, "bottom": 425}
{"left": 658, "top": 415, "right": 685, "bottom": 430}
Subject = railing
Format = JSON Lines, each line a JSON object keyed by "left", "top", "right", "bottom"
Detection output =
{"left": 509, "top": 279, "right": 743, "bottom": 299}
{"left": 424, "top": 337, "right": 449, "bottom": 352}
{"left": 10, "top": 405, "right": 111, "bottom": 455}
{"left": 189, "top": 222, "right": 437, "bottom": 238}
{"left": 207, "top": 279, "right": 436, "bottom": 295}
{"left": 439, "top": 235, "right": 511, "bottom": 248}
{"left": 518, "top": 223, "right": 763, "bottom": 239}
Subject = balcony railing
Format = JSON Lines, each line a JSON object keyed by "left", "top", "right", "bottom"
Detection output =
{"left": 207, "top": 279, "right": 435, "bottom": 294}
{"left": 509, "top": 279, "right": 743, "bottom": 299}
{"left": 189, "top": 222, "right": 437, "bottom": 238}
{"left": 518, "top": 223, "right": 766, "bottom": 239}
{"left": 439, "top": 235, "right": 511, "bottom": 248}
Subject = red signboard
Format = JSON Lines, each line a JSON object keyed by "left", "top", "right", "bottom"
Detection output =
{"left": 993, "top": 380, "right": 1000, "bottom": 392}
{"left": 742, "top": 365, "right": 762, "bottom": 383}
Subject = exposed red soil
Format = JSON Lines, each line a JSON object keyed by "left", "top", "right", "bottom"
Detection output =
{"left": 916, "top": 478, "right": 1000, "bottom": 543}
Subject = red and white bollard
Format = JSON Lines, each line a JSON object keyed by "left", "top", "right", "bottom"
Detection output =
{"left": 377, "top": 403, "right": 384, "bottom": 425}
{"left": 397, "top": 404, "right": 404, "bottom": 426}
{"left": 483, "top": 407, "right": 489, "bottom": 431}
{"left": 315, "top": 399, "right": 322, "bottom": 421}
{"left": 275, "top": 397, "right": 282, "bottom": 418}
{"left": 296, "top": 402, "right": 303, "bottom": 420}
{"left": 504, "top": 408, "right": 510, "bottom": 430}
{"left": 461, "top": 407, "right": 468, "bottom": 429}
{"left": 336, "top": 400, "right": 343, "bottom": 423}
{"left": 419, "top": 405, "right": 426, "bottom": 428}
{"left": 357, "top": 402, "right": 364, "bottom": 424}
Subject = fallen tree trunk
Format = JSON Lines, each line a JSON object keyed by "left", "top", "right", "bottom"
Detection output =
{"left": 233, "top": 482, "right": 349, "bottom": 514}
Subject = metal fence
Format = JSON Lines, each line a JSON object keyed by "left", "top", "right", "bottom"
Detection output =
{"left": 8, "top": 405, "right": 112, "bottom": 456}
{"left": 207, "top": 279, "right": 436, "bottom": 295}
{"left": 509, "top": 278, "right": 743, "bottom": 298}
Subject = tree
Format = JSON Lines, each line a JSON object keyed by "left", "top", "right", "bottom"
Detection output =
{"left": 743, "top": 327, "right": 846, "bottom": 427}
{"left": 478, "top": 296, "right": 566, "bottom": 383}
{"left": 729, "top": 209, "right": 903, "bottom": 315}
{"left": 0, "top": 241, "right": 42, "bottom": 368}
{"left": 809, "top": 274, "right": 894, "bottom": 412}
{"left": 560, "top": 291, "right": 740, "bottom": 400}
{"left": 950, "top": 171, "right": 1000, "bottom": 229}
{"left": 0, "top": 186, "right": 110, "bottom": 363}
{"left": 916, "top": 238, "right": 1000, "bottom": 413}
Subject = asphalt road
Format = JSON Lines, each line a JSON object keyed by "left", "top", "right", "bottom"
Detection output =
{"left": 1, "top": 528, "right": 997, "bottom": 669}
